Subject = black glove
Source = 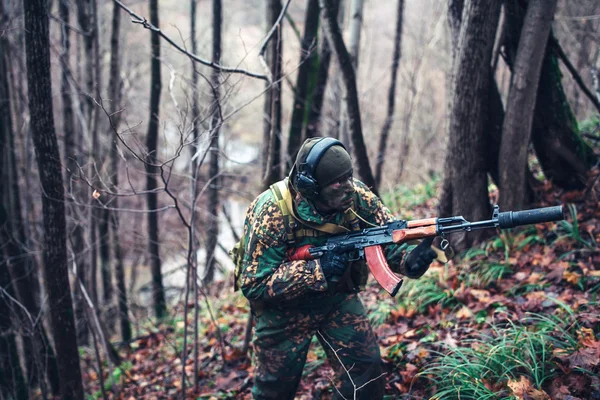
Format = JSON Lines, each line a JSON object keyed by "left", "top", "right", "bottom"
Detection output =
{"left": 404, "top": 237, "right": 437, "bottom": 278}
{"left": 319, "top": 250, "right": 350, "bottom": 280}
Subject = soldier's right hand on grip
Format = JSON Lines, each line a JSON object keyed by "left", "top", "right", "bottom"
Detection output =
{"left": 319, "top": 250, "right": 350, "bottom": 280}
{"left": 404, "top": 237, "right": 437, "bottom": 278}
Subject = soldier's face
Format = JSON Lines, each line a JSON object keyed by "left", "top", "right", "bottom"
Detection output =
{"left": 315, "top": 173, "right": 354, "bottom": 213}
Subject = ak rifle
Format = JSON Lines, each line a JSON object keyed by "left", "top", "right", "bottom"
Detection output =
{"left": 289, "top": 205, "right": 565, "bottom": 296}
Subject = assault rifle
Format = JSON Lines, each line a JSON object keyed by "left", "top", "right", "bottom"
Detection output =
{"left": 288, "top": 205, "right": 565, "bottom": 297}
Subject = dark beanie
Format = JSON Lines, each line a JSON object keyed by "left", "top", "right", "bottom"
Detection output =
{"left": 293, "top": 138, "right": 353, "bottom": 188}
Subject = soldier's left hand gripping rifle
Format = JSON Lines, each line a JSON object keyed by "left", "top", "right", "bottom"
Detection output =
{"left": 288, "top": 205, "right": 565, "bottom": 297}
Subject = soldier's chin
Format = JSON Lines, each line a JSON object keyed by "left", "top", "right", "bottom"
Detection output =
{"left": 340, "top": 198, "right": 353, "bottom": 210}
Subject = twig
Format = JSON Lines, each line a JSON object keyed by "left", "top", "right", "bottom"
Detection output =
{"left": 258, "top": 0, "right": 293, "bottom": 82}
{"left": 112, "top": 0, "right": 268, "bottom": 81}
{"left": 221, "top": 203, "right": 241, "bottom": 243}
{"left": 317, "top": 330, "right": 387, "bottom": 400}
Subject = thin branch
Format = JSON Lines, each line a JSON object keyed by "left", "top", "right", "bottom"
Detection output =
{"left": 317, "top": 330, "right": 387, "bottom": 400}
{"left": 112, "top": 0, "right": 268, "bottom": 81}
{"left": 258, "top": 0, "right": 293, "bottom": 83}
{"left": 49, "top": 13, "right": 91, "bottom": 36}
{"left": 550, "top": 36, "right": 600, "bottom": 114}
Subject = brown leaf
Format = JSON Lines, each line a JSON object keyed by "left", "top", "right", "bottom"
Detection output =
{"left": 507, "top": 376, "right": 551, "bottom": 400}
{"left": 546, "top": 264, "right": 566, "bottom": 283}
{"left": 456, "top": 306, "right": 473, "bottom": 319}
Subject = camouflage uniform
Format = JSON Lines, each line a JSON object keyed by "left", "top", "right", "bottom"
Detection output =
{"left": 239, "top": 179, "right": 411, "bottom": 399}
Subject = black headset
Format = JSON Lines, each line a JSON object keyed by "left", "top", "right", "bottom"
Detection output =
{"left": 294, "top": 137, "right": 345, "bottom": 199}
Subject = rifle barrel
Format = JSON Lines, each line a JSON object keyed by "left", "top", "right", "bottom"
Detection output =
{"left": 498, "top": 205, "right": 564, "bottom": 228}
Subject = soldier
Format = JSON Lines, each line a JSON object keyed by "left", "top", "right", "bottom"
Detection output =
{"left": 236, "top": 137, "right": 436, "bottom": 399}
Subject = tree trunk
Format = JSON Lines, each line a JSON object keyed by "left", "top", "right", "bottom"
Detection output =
{"left": 438, "top": 0, "right": 464, "bottom": 218}
{"left": 73, "top": 0, "right": 93, "bottom": 345}
{"left": 320, "top": 0, "right": 378, "bottom": 195}
{"left": 439, "top": 0, "right": 501, "bottom": 251}
{"left": 305, "top": 0, "right": 341, "bottom": 139}
{"left": 107, "top": 0, "right": 131, "bottom": 342}
{"left": 501, "top": 1, "right": 596, "bottom": 192}
{"left": 0, "top": 250, "right": 28, "bottom": 400}
{"left": 499, "top": 0, "right": 557, "bottom": 210}
{"left": 530, "top": 39, "right": 597, "bottom": 189}
{"left": 204, "top": 0, "right": 222, "bottom": 284}
{"left": 262, "top": 0, "right": 283, "bottom": 186}
{"left": 3, "top": 2, "right": 61, "bottom": 392}
{"left": 0, "top": 15, "right": 28, "bottom": 397}
{"left": 24, "top": 0, "right": 84, "bottom": 397}
{"left": 146, "top": 0, "right": 167, "bottom": 320}
{"left": 375, "top": 0, "right": 404, "bottom": 188}
{"left": 286, "top": 0, "right": 320, "bottom": 168}
{"left": 337, "top": 0, "right": 363, "bottom": 152}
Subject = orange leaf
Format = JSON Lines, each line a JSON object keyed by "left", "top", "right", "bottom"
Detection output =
{"left": 507, "top": 376, "right": 551, "bottom": 400}
{"left": 456, "top": 306, "right": 473, "bottom": 319}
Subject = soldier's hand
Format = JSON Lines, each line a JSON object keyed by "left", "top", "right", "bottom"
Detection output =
{"left": 319, "top": 250, "right": 350, "bottom": 280}
{"left": 404, "top": 237, "right": 436, "bottom": 278}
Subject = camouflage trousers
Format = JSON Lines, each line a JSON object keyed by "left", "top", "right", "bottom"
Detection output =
{"left": 252, "top": 292, "right": 384, "bottom": 400}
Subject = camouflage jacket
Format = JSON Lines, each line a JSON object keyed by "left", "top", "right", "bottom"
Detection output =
{"left": 239, "top": 179, "right": 411, "bottom": 305}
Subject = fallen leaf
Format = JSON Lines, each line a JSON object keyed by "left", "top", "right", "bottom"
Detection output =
{"left": 507, "top": 376, "right": 551, "bottom": 400}
{"left": 456, "top": 306, "right": 473, "bottom": 319}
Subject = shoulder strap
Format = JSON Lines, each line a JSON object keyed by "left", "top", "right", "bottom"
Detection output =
{"left": 270, "top": 180, "right": 298, "bottom": 245}
{"left": 270, "top": 179, "right": 350, "bottom": 237}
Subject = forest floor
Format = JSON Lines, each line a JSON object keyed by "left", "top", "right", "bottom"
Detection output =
{"left": 79, "top": 171, "right": 600, "bottom": 400}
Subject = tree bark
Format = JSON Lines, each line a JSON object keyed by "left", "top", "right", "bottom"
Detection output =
{"left": 3, "top": 2, "right": 60, "bottom": 392}
{"left": 337, "top": 0, "right": 363, "bottom": 152}
{"left": 204, "top": 0, "right": 222, "bottom": 284}
{"left": 320, "top": 0, "right": 378, "bottom": 195}
{"left": 375, "top": 0, "right": 404, "bottom": 188}
{"left": 0, "top": 249, "right": 28, "bottom": 400}
{"left": 286, "top": 0, "right": 320, "bottom": 168}
{"left": 499, "top": 0, "right": 557, "bottom": 210}
{"left": 501, "top": 1, "right": 596, "bottom": 192}
{"left": 262, "top": 0, "right": 283, "bottom": 186}
{"left": 0, "top": 13, "right": 28, "bottom": 396}
{"left": 107, "top": 0, "right": 131, "bottom": 342}
{"left": 305, "top": 0, "right": 341, "bottom": 139}
{"left": 73, "top": 0, "right": 93, "bottom": 345}
{"left": 438, "top": 0, "right": 464, "bottom": 218}
{"left": 24, "top": 0, "right": 84, "bottom": 397}
{"left": 439, "top": 0, "right": 501, "bottom": 251}
{"left": 146, "top": 0, "right": 167, "bottom": 319}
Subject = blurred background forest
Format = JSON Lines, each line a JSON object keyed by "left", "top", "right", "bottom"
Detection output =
{"left": 1, "top": 0, "right": 600, "bottom": 398}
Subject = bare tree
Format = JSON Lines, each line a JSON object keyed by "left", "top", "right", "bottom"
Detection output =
{"left": 320, "top": 0, "right": 378, "bottom": 194}
{"left": 71, "top": 0, "right": 94, "bottom": 345}
{"left": 24, "top": 0, "right": 84, "bottom": 397}
{"left": 305, "top": 0, "right": 341, "bottom": 139}
{"left": 146, "top": 0, "right": 167, "bottom": 320}
{"left": 375, "top": 0, "right": 404, "bottom": 188}
{"left": 338, "top": 0, "right": 364, "bottom": 151}
{"left": 438, "top": 0, "right": 501, "bottom": 250}
{"left": 106, "top": 0, "right": 131, "bottom": 342}
{"left": 262, "top": 0, "right": 284, "bottom": 186}
{"left": 499, "top": 0, "right": 557, "bottom": 210}
{"left": 286, "top": 0, "right": 319, "bottom": 167}
{"left": 501, "top": 1, "right": 596, "bottom": 194}
{"left": 203, "top": 0, "right": 222, "bottom": 285}
{"left": 0, "top": 11, "right": 27, "bottom": 396}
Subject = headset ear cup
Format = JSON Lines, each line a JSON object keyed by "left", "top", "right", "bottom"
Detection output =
{"left": 295, "top": 172, "right": 319, "bottom": 199}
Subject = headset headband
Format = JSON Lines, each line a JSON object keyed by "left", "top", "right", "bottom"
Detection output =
{"left": 295, "top": 137, "right": 345, "bottom": 199}
{"left": 299, "top": 137, "right": 345, "bottom": 178}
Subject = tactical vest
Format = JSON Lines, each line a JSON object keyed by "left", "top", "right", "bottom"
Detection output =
{"left": 231, "top": 179, "right": 368, "bottom": 293}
